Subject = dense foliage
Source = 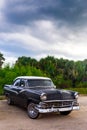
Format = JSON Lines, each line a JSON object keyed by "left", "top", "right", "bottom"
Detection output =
{"left": 0, "top": 52, "right": 5, "bottom": 68}
{"left": 0, "top": 53, "right": 87, "bottom": 95}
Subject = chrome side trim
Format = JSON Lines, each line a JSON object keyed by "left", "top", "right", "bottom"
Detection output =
{"left": 4, "top": 87, "right": 18, "bottom": 95}
{"left": 19, "top": 90, "right": 25, "bottom": 93}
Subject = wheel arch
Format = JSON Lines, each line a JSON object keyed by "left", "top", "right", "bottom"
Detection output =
{"left": 27, "top": 98, "right": 39, "bottom": 106}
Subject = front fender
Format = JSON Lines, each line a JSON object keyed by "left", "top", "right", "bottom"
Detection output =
{"left": 26, "top": 91, "right": 41, "bottom": 105}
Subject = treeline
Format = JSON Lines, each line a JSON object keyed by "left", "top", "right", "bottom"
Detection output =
{"left": 0, "top": 52, "right": 87, "bottom": 94}
{"left": 15, "top": 56, "right": 87, "bottom": 88}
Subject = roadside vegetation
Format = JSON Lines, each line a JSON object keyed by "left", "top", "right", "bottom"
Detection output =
{"left": 0, "top": 52, "right": 87, "bottom": 95}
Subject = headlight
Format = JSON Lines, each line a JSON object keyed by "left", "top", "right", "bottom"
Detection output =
{"left": 74, "top": 92, "right": 79, "bottom": 99}
{"left": 40, "top": 93, "right": 47, "bottom": 101}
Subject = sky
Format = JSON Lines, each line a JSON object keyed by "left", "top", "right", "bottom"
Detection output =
{"left": 1, "top": 0, "right": 87, "bottom": 65}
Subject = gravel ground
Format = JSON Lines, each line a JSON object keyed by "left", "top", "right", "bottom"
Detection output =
{"left": 0, "top": 96, "right": 87, "bottom": 130}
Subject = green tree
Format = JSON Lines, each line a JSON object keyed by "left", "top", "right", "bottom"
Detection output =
{"left": 39, "top": 56, "right": 57, "bottom": 77}
{"left": 16, "top": 56, "right": 38, "bottom": 67}
{"left": 64, "top": 60, "right": 78, "bottom": 87}
{"left": 0, "top": 52, "right": 5, "bottom": 68}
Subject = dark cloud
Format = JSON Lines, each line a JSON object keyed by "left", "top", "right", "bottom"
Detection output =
{"left": 4, "top": 0, "right": 87, "bottom": 27}
{"left": 1, "top": 0, "right": 87, "bottom": 64}
{"left": 0, "top": 42, "right": 28, "bottom": 56}
{"left": 0, "top": 40, "right": 42, "bottom": 58}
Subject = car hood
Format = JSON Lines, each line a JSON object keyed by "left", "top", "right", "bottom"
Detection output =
{"left": 28, "top": 87, "right": 74, "bottom": 100}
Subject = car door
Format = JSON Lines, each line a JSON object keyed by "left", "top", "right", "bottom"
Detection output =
{"left": 12, "top": 78, "right": 27, "bottom": 106}
{"left": 17, "top": 79, "right": 28, "bottom": 107}
{"left": 9, "top": 79, "right": 20, "bottom": 103}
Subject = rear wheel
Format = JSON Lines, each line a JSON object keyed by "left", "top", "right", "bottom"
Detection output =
{"left": 7, "top": 96, "right": 14, "bottom": 105}
{"left": 27, "top": 103, "right": 39, "bottom": 119}
{"left": 60, "top": 111, "right": 71, "bottom": 115}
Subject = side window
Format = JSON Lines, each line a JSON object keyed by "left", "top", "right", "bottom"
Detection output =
{"left": 13, "top": 79, "right": 20, "bottom": 86}
{"left": 20, "top": 80, "right": 25, "bottom": 87}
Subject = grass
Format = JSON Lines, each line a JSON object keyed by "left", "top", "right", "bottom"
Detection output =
{"left": 0, "top": 95, "right": 5, "bottom": 100}
{"left": 67, "top": 88, "right": 87, "bottom": 95}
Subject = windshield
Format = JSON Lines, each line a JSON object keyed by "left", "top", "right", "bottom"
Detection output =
{"left": 28, "top": 79, "right": 54, "bottom": 88}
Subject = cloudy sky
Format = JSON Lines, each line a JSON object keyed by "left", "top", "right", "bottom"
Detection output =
{"left": 0, "top": 0, "right": 87, "bottom": 64}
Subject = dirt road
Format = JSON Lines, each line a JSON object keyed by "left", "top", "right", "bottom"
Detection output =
{"left": 0, "top": 96, "right": 87, "bottom": 130}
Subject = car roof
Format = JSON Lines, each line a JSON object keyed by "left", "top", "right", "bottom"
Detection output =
{"left": 15, "top": 76, "right": 51, "bottom": 80}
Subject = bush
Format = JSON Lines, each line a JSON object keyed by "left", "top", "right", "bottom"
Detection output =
{"left": 53, "top": 75, "right": 72, "bottom": 89}
{"left": 0, "top": 65, "right": 46, "bottom": 95}
{"left": 77, "top": 82, "right": 87, "bottom": 88}
{"left": 0, "top": 86, "right": 4, "bottom": 95}
{"left": 66, "top": 88, "right": 87, "bottom": 95}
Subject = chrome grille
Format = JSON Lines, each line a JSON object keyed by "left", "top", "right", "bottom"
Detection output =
{"left": 41, "top": 100, "right": 77, "bottom": 109}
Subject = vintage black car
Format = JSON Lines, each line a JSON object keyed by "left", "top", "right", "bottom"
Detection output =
{"left": 4, "top": 76, "right": 79, "bottom": 119}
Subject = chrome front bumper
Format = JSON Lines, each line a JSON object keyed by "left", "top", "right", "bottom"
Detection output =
{"left": 36, "top": 106, "right": 80, "bottom": 113}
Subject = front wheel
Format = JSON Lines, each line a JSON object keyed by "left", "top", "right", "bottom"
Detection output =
{"left": 27, "top": 103, "right": 39, "bottom": 119}
{"left": 60, "top": 111, "right": 71, "bottom": 115}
